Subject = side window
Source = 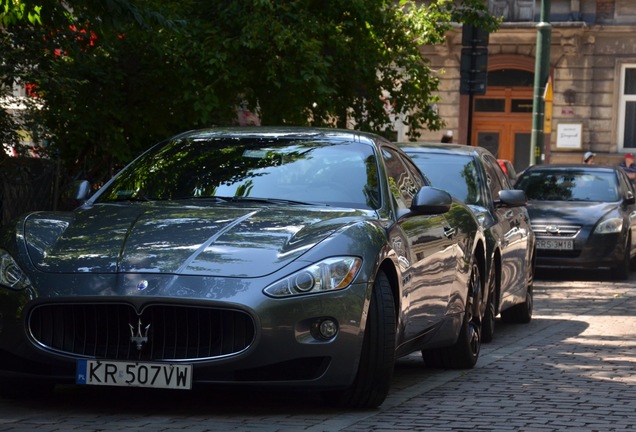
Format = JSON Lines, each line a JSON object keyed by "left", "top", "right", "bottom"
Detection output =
{"left": 382, "top": 148, "right": 421, "bottom": 209}
{"left": 618, "top": 169, "right": 635, "bottom": 197}
{"left": 482, "top": 154, "right": 505, "bottom": 201}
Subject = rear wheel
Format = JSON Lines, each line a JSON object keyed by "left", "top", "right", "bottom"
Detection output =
{"left": 324, "top": 270, "right": 396, "bottom": 409}
{"left": 422, "top": 261, "right": 481, "bottom": 369}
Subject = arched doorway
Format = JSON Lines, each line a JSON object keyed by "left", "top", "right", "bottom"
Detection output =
{"left": 471, "top": 57, "right": 535, "bottom": 173}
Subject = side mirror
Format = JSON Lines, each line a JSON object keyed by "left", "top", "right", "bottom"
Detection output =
{"left": 625, "top": 191, "right": 635, "bottom": 205}
{"left": 496, "top": 189, "right": 527, "bottom": 207}
{"left": 409, "top": 186, "right": 453, "bottom": 215}
{"left": 75, "top": 180, "right": 92, "bottom": 201}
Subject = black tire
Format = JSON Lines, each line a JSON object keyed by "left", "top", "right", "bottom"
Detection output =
{"left": 501, "top": 261, "right": 534, "bottom": 324}
{"left": 481, "top": 275, "right": 496, "bottom": 344}
{"left": 613, "top": 236, "right": 631, "bottom": 280}
{"left": 324, "top": 270, "right": 396, "bottom": 409}
{"left": 422, "top": 261, "right": 481, "bottom": 369}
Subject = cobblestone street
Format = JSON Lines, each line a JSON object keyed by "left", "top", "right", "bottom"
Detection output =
{"left": 1, "top": 270, "right": 635, "bottom": 431}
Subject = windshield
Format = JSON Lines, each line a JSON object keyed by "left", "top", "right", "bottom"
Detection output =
{"left": 406, "top": 152, "right": 482, "bottom": 205}
{"left": 95, "top": 136, "right": 381, "bottom": 210}
{"left": 516, "top": 170, "right": 620, "bottom": 202}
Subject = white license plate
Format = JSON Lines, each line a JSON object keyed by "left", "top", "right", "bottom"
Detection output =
{"left": 537, "top": 238, "right": 574, "bottom": 250}
{"left": 76, "top": 359, "right": 192, "bottom": 390}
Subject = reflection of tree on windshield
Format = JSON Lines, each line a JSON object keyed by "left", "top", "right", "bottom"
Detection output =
{"left": 461, "top": 162, "right": 480, "bottom": 205}
{"left": 234, "top": 180, "right": 254, "bottom": 198}
{"left": 520, "top": 175, "right": 574, "bottom": 201}
{"left": 363, "top": 155, "right": 381, "bottom": 208}
{"left": 96, "top": 137, "right": 381, "bottom": 209}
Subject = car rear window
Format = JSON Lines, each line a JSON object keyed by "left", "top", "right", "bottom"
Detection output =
{"left": 516, "top": 171, "right": 619, "bottom": 202}
{"left": 406, "top": 153, "right": 481, "bottom": 204}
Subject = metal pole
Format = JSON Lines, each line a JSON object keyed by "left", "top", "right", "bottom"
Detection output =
{"left": 530, "top": 0, "right": 552, "bottom": 165}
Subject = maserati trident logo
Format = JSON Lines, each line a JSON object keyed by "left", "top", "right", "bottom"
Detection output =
{"left": 130, "top": 319, "right": 150, "bottom": 350}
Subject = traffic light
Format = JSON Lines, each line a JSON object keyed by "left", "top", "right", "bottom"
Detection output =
{"left": 460, "top": 24, "right": 489, "bottom": 95}
{"left": 460, "top": 47, "right": 488, "bottom": 95}
{"left": 462, "top": 24, "right": 489, "bottom": 47}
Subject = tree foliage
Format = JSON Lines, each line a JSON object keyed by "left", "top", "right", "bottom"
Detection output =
{"left": 1, "top": 0, "right": 498, "bottom": 187}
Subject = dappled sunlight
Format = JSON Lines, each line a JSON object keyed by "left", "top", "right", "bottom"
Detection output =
{"left": 551, "top": 317, "right": 636, "bottom": 383}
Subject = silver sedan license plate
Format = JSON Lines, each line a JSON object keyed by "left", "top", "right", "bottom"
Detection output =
{"left": 537, "top": 238, "right": 574, "bottom": 250}
{"left": 76, "top": 359, "right": 192, "bottom": 390}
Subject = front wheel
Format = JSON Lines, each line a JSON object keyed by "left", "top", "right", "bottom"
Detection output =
{"left": 324, "top": 270, "right": 396, "bottom": 409}
{"left": 612, "top": 236, "right": 631, "bottom": 280}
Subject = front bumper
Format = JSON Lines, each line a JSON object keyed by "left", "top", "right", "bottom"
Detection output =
{"left": 0, "top": 275, "right": 370, "bottom": 391}
{"left": 535, "top": 232, "right": 624, "bottom": 270}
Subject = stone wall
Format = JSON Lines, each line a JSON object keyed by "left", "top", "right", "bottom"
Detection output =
{"left": 416, "top": 16, "right": 636, "bottom": 166}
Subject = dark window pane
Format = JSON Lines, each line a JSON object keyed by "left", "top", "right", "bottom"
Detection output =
{"left": 511, "top": 99, "right": 533, "bottom": 113}
{"left": 475, "top": 99, "right": 505, "bottom": 112}
{"left": 625, "top": 69, "right": 636, "bottom": 95}
{"left": 514, "top": 133, "right": 532, "bottom": 172}
{"left": 624, "top": 101, "right": 636, "bottom": 149}
{"left": 478, "top": 132, "right": 500, "bottom": 158}
{"left": 488, "top": 69, "right": 534, "bottom": 87}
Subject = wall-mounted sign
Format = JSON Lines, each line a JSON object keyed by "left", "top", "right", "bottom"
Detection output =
{"left": 556, "top": 122, "right": 582, "bottom": 150}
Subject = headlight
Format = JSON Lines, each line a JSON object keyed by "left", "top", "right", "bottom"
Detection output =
{"left": 264, "top": 257, "right": 362, "bottom": 298}
{"left": 0, "top": 249, "right": 31, "bottom": 290}
{"left": 594, "top": 217, "right": 623, "bottom": 234}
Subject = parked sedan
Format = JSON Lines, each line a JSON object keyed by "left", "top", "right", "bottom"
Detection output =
{"left": 515, "top": 164, "right": 636, "bottom": 279}
{"left": 0, "top": 127, "right": 487, "bottom": 409}
{"left": 401, "top": 143, "right": 536, "bottom": 343}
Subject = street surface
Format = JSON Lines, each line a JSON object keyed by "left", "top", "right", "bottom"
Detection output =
{"left": 1, "top": 268, "right": 635, "bottom": 431}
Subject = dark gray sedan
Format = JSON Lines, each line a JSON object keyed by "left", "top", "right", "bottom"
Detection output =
{"left": 401, "top": 143, "right": 536, "bottom": 343}
{"left": 515, "top": 164, "right": 636, "bottom": 279}
{"left": 0, "top": 127, "right": 487, "bottom": 408}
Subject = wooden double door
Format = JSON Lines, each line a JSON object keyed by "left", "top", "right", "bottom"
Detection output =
{"left": 471, "top": 86, "right": 533, "bottom": 173}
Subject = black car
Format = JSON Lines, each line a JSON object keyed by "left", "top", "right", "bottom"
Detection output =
{"left": 401, "top": 143, "right": 536, "bottom": 342}
{"left": 0, "top": 127, "right": 488, "bottom": 408}
{"left": 515, "top": 164, "right": 636, "bottom": 279}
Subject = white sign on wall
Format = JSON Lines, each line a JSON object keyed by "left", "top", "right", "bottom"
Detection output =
{"left": 556, "top": 122, "right": 582, "bottom": 150}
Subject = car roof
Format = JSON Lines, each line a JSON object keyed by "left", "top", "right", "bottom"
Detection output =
{"left": 398, "top": 142, "right": 489, "bottom": 158}
{"left": 521, "top": 164, "right": 620, "bottom": 173}
{"left": 173, "top": 127, "right": 387, "bottom": 147}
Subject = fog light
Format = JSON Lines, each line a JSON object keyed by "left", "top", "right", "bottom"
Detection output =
{"left": 317, "top": 318, "right": 338, "bottom": 340}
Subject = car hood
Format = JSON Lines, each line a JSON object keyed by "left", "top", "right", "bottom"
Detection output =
{"left": 23, "top": 203, "right": 370, "bottom": 277}
{"left": 526, "top": 200, "right": 618, "bottom": 225}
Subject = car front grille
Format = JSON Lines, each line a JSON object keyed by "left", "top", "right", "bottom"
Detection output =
{"left": 28, "top": 303, "right": 256, "bottom": 361}
{"left": 532, "top": 224, "right": 580, "bottom": 238}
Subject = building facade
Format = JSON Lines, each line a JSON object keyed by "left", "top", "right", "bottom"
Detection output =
{"left": 414, "top": 0, "right": 636, "bottom": 172}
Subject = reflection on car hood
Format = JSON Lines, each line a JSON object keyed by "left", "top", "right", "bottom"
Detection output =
{"left": 23, "top": 203, "right": 368, "bottom": 277}
{"left": 526, "top": 201, "right": 618, "bottom": 225}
